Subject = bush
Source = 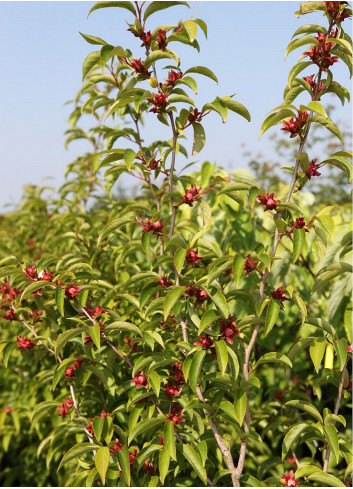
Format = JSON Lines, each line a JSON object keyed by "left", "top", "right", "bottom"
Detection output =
{"left": 0, "top": 1, "right": 352, "bottom": 486}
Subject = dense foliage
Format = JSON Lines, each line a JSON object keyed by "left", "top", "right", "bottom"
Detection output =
{"left": 0, "top": 1, "right": 352, "bottom": 487}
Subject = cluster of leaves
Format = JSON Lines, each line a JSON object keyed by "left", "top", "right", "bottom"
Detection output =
{"left": 0, "top": 1, "right": 352, "bottom": 487}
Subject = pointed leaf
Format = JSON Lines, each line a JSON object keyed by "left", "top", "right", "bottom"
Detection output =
{"left": 95, "top": 447, "right": 110, "bottom": 485}
{"left": 215, "top": 340, "right": 228, "bottom": 374}
{"left": 189, "top": 350, "right": 206, "bottom": 392}
{"left": 264, "top": 300, "right": 281, "bottom": 336}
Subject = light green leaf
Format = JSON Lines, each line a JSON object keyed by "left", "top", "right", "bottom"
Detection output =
{"left": 292, "top": 293, "right": 307, "bottom": 326}
{"left": 58, "top": 442, "right": 101, "bottom": 471}
{"left": 164, "top": 286, "right": 185, "bottom": 320}
{"left": 189, "top": 350, "right": 206, "bottom": 392}
{"left": 192, "top": 122, "right": 205, "bottom": 155}
{"left": 215, "top": 340, "right": 228, "bottom": 374}
{"left": 159, "top": 448, "right": 170, "bottom": 484}
{"left": 88, "top": 1, "right": 136, "bottom": 17}
{"left": 164, "top": 421, "right": 176, "bottom": 460}
{"left": 219, "top": 400, "right": 237, "bottom": 422}
{"left": 117, "top": 446, "right": 131, "bottom": 487}
{"left": 264, "top": 299, "right": 281, "bottom": 336}
{"left": 233, "top": 255, "right": 246, "bottom": 288}
{"left": 80, "top": 32, "right": 108, "bottom": 45}
{"left": 198, "top": 309, "right": 218, "bottom": 335}
{"left": 148, "top": 371, "right": 161, "bottom": 397}
{"left": 206, "top": 288, "right": 228, "bottom": 318}
{"left": 254, "top": 352, "right": 292, "bottom": 370}
{"left": 174, "top": 248, "right": 186, "bottom": 274}
{"left": 309, "top": 115, "right": 344, "bottom": 145}
{"left": 260, "top": 109, "right": 296, "bottom": 138}
{"left": 95, "top": 447, "right": 110, "bottom": 485}
{"left": 181, "top": 445, "right": 207, "bottom": 485}
{"left": 335, "top": 337, "right": 348, "bottom": 371}
{"left": 144, "top": 50, "right": 176, "bottom": 69}
{"left": 105, "top": 321, "right": 142, "bottom": 337}
{"left": 282, "top": 423, "right": 307, "bottom": 460}
{"left": 226, "top": 100, "right": 251, "bottom": 122}
{"left": 293, "top": 228, "right": 306, "bottom": 263}
{"left": 235, "top": 389, "right": 246, "bottom": 425}
{"left": 183, "top": 20, "right": 197, "bottom": 42}
{"left": 285, "top": 400, "right": 323, "bottom": 423}
{"left": 82, "top": 51, "right": 100, "bottom": 81}
{"left": 128, "top": 417, "right": 165, "bottom": 445}
{"left": 143, "top": 1, "right": 189, "bottom": 21}
{"left": 310, "top": 337, "right": 326, "bottom": 373}
{"left": 287, "top": 337, "right": 315, "bottom": 362}
{"left": 323, "top": 425, "right": 340, "bottom": 464}
{"left": 55, "top": 287, "right": 65, "bottom": 317}
{"left": 285, "top": 34, "right": 318, "bottom": 58}
{"left": 307, "top": 472, "right": 345, "bottom": 487}
{"left": 184, "top": 65, "right": 218, "bottom": 83}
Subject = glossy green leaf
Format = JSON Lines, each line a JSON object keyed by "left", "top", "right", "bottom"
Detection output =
{"left": 159, "top": 448, "right": 170, "bottom": 484}
{"left": 323, "top": 425, "right": 340, "bottom": 464}
{"left": 309, "top": 115, "right": 344, "bottom": 145}
{"left": 281, "top": 423, "right": 307, "bottom": 460}
{"left": 58, "top": 442, "right": 101, "bottom": 471}
{"left": 235, "top": 389, "right": 246, "bottom": 425}
{"left": 192, "top": 122, "right": 206, "bottom": 155}
{"left": 117, "top": 446, "right": 131, "bottom": 486}
{"left": 285, "top": 400, "right": 323, "bottom": 423}
{"left": 293, "top": 228, "right": 306, "bottom": 263}
{"left": 189, "top": 350, "right": 206, "bottom": 392}
{"left": 309, "top": 337, "right": 326, "bottom": 373}
{"left": 164, "top": 421, "right": 176, "bottom": 460}
{"left": 181, "top": 444, "right": 207, "bottom": 484}
{"left": 95, "top": 447, "right": 110, "bottom": 485}
{"left": 128, "top": 417, "right": 165, "bottom": 445}
{"left": 164, "top": 286, "right": 185, "bottom": 320}
{"left": 143, "top": 1, "right": 189, "bottom": 21}
{"left": 260, "top": 109, "right": 295, "bottom": 138}
{"left": 184, "top": 65, "right": 218, "bottom": 83}
{"left": 264, "top": 299, "right": 281, "bottom": 336}
{"left": 105, "top": 321, "right": 142, "bottom": 337}
{"left": 148, "top": 371, "right": 161, "bottom": 397}
{"left": 335, "top": 337, "right": 348, "bottom": 370}
{"left": 82, "top": 51, "right": 100, "bottom": 81}
{"left": 233, "top": 255, "right": 246, "bottom": 288}
{"left": 215, "top": 339, "right": 228, "bottom": 374}
{"left": 88, "top": 1, "right": 136, "bottom": 17}
{"left": 307, "top": 472, "right": 345, "bottom": 487}
{"left": 285, "top": 34, "right": 318, "bottom": 58}
{"left": 254, "top": 352, "right": 292, "bottom": 370}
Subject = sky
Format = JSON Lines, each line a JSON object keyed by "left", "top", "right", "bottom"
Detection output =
{"left": 0, "top": 1, "right": 352, "bottom": 209}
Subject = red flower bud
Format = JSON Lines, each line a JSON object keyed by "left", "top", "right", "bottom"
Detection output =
{"left": 257, "top": 192, "right": 279, "bottom": 211}
{"left": 132, "top": 371, "right": 148, "bottom": 389}
{"left": 16, "top": 336, "right": 35, "bottom": 350}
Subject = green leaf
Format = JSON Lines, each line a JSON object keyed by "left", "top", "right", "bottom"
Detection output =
{"left": 309, "top": 337, "right": 326, "bottom": 373}
{"left": 321, "top": 156, "right": 352, "bottom": 183}
{"left": 323, "top": 425, "right": 340, "bottom": 464}
{"left": 184, "top": 66, "right": 218, "bottom": 83}
{"left": 189, "top": 350, "right": 206, "bottom": 392}
{"left": 80, "top": 32, "right": 108, "bottom": 46}
{"left": 159, "top": 448, "right": 170, "bottom": 484}
{"left": 93, "top": 417, "right": 104, "bottom": 442}
{"left": 31, "top": 400, "right": 59, "bottom": 423}
{"left": 20, "top": 280, "right": 54, "bottom": 300}
{"left": 82, "top": 51, "right": 100, "bottom": 81}
{"left": 88, "top": 1, "right": 136, "bottom": 17}
{"left": 282, "top": 423, "right": 307, "bottom": 460}
{"left": 285, "top": 400, "right": 323, "bottom": 423}
{"left": 192, "top": 122, "right": 205, "bottom": 155}
{"left": 164, "top": 421, "right": 176, "bottom": 460}
{"left": 292, "top": 23, "right": 327, "bottom": 38}
{"left": 128, "top": 418, "right": 165, "bottom": 445}
{"left": 305, "top": 101, "right": 327, "bottom": 117}
{"left": 219, "top": 400, "right": 237, "bottom": 422}
{"left": 174, "top": 248, "right": 186, "bottom": 274}
{"left": 293, "top": 228, "right": 306, "bottom": 264}
{"left": 264, "top": 300, "right": 281, "bottom": 336}
{"left": 260, "top": 109, "right": 295, "bottom": 138}
{"left": 164, "top": 286, "right": 185, "bottom": 320}
{"left": 287, "top": 337, "right": 315, "bottom": 362}
{"left": 87, "top": 323, "right": 101, "bottom": 349}
{"left": 207, "top": 288, "right": 228, "bottom": 318}
{"left": 58, "top": 442, "right": 101, "bottom": 471}
{"left": 55, "top": 287, "right": 65, "bottom": 317}
{"left": 227, "top": 347, "right": 240, "bottom": 380}
{"left": 235, "top": 389, "right": 247, "bottom": 425}
{"left": 198, "top": 309, "right": 218, "bottom": 335}
{"left": 117, "top": 446, "right": 131, "bottom": 487}
{"left": 312, "top": 262, "right": 352, "bottom": 295}
{"left": 143, "top": 1, "right": 189, "bottom": 21}
{"left": 169, "top": 94, "right": 196, "bottom": 106}
{"left": 254, "top": 352, "right": 292, "bottom": 370}
{"left": 226, "top": 100, "right": 251, "bottom": 122}
{"left": 305, "top": 318, "right": 338, "bottom": 339}
{"left": 97, "top": 217, "right": 133, "bottom": 246}
{"left": 55, "top": 328, "right": 85, "bottom": 357}
{"left": 95, "top": 447, "right": 110, "bottom": 485}
{"left": 181, "top": 445, "right": 207, "bottom": 485}
{"left": 105, "top": 321, "right": 142, "bottom": 337}
{"left": 292, "top": 293, "right": 307, "bottom": 326}
{"left": 309, "top": 115, "right": 344, "bottom": 145}
{"left": 124, "top": 148, "right": 135, "bottom": 171}
{"left": 215, "top": 340, "right": 228, "bottom": 374}
{"left": 307, "top": 472, "right": 345, "bottom": 487}
{"left": 144, "top": 50, "right": 176, "bottom": 69}
{"left": 183, "top": 20, "right": 197, "bottom": 42}
{"left": 285, "top": 34, "right": 318, "bottom": 58}
{"left": 335, "top": 337, "right": 348, "bottom": 371}
{"left": 148, "top": 371, "right": 161, "bottom": 397}
{"left": 233, "top": 255, "right": 246, "bottom": 288}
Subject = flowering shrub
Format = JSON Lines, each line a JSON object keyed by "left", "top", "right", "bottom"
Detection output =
{"left": 0, "top": 1, "right": 352, "bottom": 487}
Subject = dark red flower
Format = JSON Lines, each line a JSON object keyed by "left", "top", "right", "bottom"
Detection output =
{"left": 271, "top": 287, "right": 290, "bottom": 304}
{"left": 4, "top": 406, "right": 11, "bottom": 414}
{"left": 325, "top": 1, "right": 351, "bottom": 24}
{"left": 65, "top": 283, "right": 83, "bottom": 299}
{"left": 140, "top": 30, "right": 152, "bottom": 48}
{"left": 302, "top": 74, "right": 323, "bottom": 93}
{"left": 148, "top": 92, "right": 169, "bottom": 113}
{"left": 159, "top": 275, "right": 173, "bottom": 287}
{"left": 304, "top": 32, "right": 339, "bottom": 72}
{"left": 257, "top": 192, "right": 279, "bottom": 211}
{"left": 219, "top": 315, "right": 240, "bottom": 345}
{"left": 185, "top": 284, "right": 209, "bottom": 306}
{"left": 64, "top": 365, "right": 76, "bottom": 378}
{"left": 156, "top": 29, "right": 167, "bottom": 50}
{"left": 38, "top": 270, "right": 54, "bottom": 281}
{"left": 166, "top": 404, "right": 185, "bottom": 426}
{"left": 86, "top": 418, "right": 94, "bottom": 434}
{"left": 194, "top": 334, "right": 214, "bottom": 349}
{"left": 129, "top": 448, "right": 138, "bottom": 466}
{"left": 186, "top": 249, "right": 203, "bottom": 267}
{"left": 144, "top": 460, "right": 155, "bottom": 475}
{"left": 281, "top": 110, "right": 309, "bottom": 138}
{"left": 110, "top": 438, "right": 123, "bottom": 455}
{"left": 100, "top": 410, "right": 110, "bottom": 418}
{"left": 24, "top": 265, "right": 37, "bottom": 281}
{"left": 137, "top": 217, "right": 164, "bottom": 235}
{"left": 132, "top": 371, "right": 148, "bottom": 389}
{"left": 244, "top": 255, "right": 257, "bottom": 276}
{"left": 4, "top": 309, "right": 16, "bottom": 321}
{"left": 165, "top": 70, "right": 183, "bottom": 87}
{"left": 347, "top": 345, "right": 352, "bottom": 352}
{"left": 281, "top": 470, "right": 300, "bottom": 487}
{"left": 171, "top": 362, "right": 184, "bottom": 382}
{"left": 183, "top": 185, "right": 202, "bottom": 206}
{"left": 158, "top": 434, "right": 164, "bottom": 445}
{"left": 165, "top": 381, "right": 182, "bottom": 398}
{"left": 124, "top": 337, "right": 139, "bottom": 352}
{"left": 130, "top": 58, "right": 151, "bottom": 78}
{"left": 291, "top": 217, "right": 310, "bottom": 234}
{"left": 306, "top": 159, "right": 324, "bottom": 179}
{"left": 57, "top": 398, "right": 74, "bottom": 417}
{"left": 286, "top": 456, "right": 296, "bottom": 465}
{"left": 16, "top": 336, "right": 34, "bottom": 350}
{"left": 187, "top": 108, "right": 203, "bottom": 123}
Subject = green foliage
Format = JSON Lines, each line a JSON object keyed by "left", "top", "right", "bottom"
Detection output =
{"left": 0, "top": 1, "right": 352, "bottom": 487}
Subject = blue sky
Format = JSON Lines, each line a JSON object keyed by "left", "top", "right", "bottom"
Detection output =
{"left": 0, "top": 1, "right": 351, "bottom": 209}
